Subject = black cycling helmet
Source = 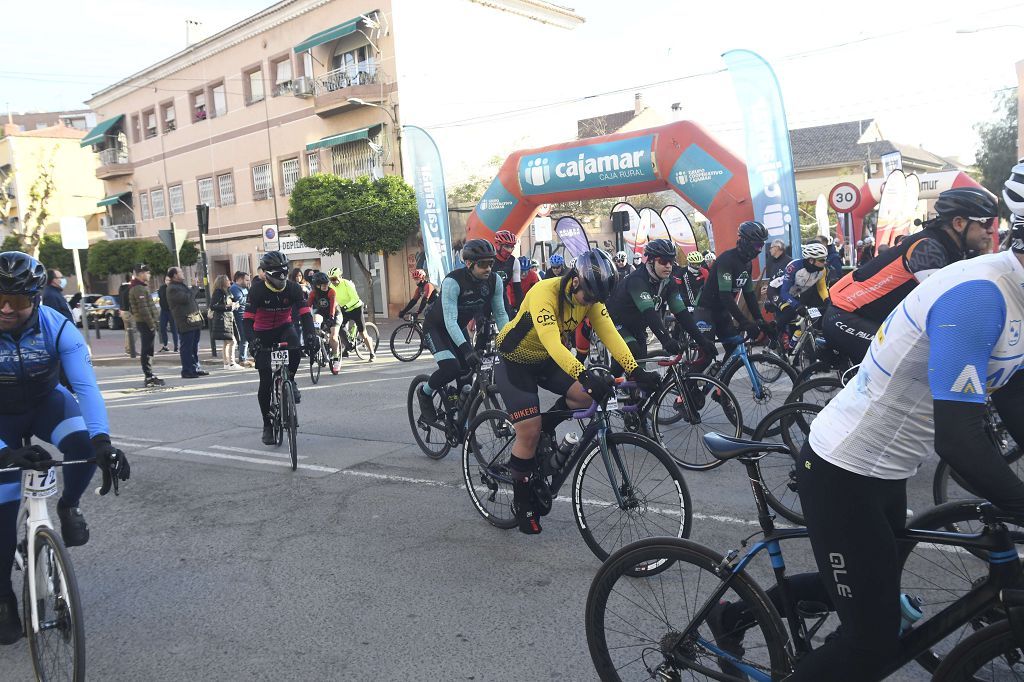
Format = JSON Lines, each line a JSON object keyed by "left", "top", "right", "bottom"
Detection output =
{"left": 312, "top": 272, "right": 329, "bottom": 287}
{"left": 933, "top": 187, "right": 999, "bottom": 221}
{"left": 0, "top": 251, "right": 46, "bottom": 295}
{"left": 736, "top": 221, "right": 769, "bottom": 260}
{"left": 572, "top": 249, "right": 617, "bottom": 303}
{"left": 461, "top": 239, "right": 496, "bottom": 263}
{"left": 259, "top": 251, "right": 290, "bottom": 287}
{"left": 644, "top": 239, "right": 676, "bottom": 260}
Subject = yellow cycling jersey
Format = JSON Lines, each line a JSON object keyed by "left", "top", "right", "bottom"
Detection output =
{"left": 496, "top": 276, "right": 638, "bottom": 378}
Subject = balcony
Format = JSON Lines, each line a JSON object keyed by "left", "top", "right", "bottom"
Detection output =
{"left": 312, "top": 61, "right": 395, "bottom": 116}
{"left": 103, "top": 223, "right": 137, "bottom": 240}
{"left": 96, "top": 146, "right": 132, "bottom": 180}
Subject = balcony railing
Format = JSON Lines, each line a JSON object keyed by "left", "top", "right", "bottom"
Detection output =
{"left": 312, "top": 60, "right": 378, "bottom": 96}
{"left": 106, "top": 223, "right": 137, "bottom": 240}
{"left": 99, "top": 146, "right": 129, "bottom": 166}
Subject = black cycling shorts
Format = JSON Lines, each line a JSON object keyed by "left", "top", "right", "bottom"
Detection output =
{"left": 822, "top": 305, "right": 878, "bottom": 365}
{"left": 424, "top": 325, "right": 462, "bottom": 362}
{"left": 340, "top": 306, "right": 365, "bottom": 332}
{"left": 694, "top": 307, "right": 740, "bottom": 344}
{"left": 494, "top": 355, "right": 576, "bottom": 423}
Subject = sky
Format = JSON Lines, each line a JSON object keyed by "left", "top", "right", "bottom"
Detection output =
{"left": 4, "top": 0, "right": 1023, "bottom": 171}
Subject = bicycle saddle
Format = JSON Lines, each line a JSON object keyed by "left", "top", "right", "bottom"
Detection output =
{"left": 702, "top": 433, "right": 792, "bottom": 462}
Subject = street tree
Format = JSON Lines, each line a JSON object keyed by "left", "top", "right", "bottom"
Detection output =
{"left": 87, "top": 239, "right": 169, "bottom": 281}
{"left": 178, "top": 239, "right": 199, "bottom": 267}
{"left": 288, "top": 174, "right": 419, "bottom": 316}
{"left": 16, "top": 155, "right": 57, "bottom": 258}
{"left": 975, "top": 88, "right": 1018, "bottom": 220}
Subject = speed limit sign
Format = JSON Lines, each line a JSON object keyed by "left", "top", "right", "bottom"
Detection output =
{"left": 829, "top": 182, "right": 861, "bottom": 213}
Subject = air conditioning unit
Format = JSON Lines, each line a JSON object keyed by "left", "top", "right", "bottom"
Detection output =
{"left": 99, "top": 216, "right": 110, "bottom": 229}
{"left": 292, "top": 76, "right": 314, "bottom": 98}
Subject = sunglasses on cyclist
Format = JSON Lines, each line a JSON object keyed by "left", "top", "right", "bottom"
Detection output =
{"left": 653, "top": 257, "right": 675, "bottom": 266}
{"left": 473, "top": 259, "right": 494, "bottom": 269}
{"left": 0, "top": 293, "right": 34, "bottom": 311}
{"left": 968, "top": 216, "right": 996, "bottom": 228}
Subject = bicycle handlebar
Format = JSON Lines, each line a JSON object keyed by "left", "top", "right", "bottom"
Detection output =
{"left": 0, "top": 457, "right": 97, "bottom": 473}
{"left": 571, "top": 381, "right": 640, "bottom": 419}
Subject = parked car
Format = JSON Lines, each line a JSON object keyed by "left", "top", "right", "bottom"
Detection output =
{"left": 86, "top": 295, "right": 122, "bottom": 329}
{"left": 66, "top": 293, "right": 104, "bottom": 327}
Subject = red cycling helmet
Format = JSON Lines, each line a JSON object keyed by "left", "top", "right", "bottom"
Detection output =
{"left": 494, "top": 230, "right": 517, "bottom": 247}
{"left": 411, "top": 269, "right": 427, "bottom": 282}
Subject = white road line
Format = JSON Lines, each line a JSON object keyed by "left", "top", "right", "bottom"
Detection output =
{"left": 107, "top": 392, "right": 247, "bottom": 408}
{"left": 211, "top": 444, "right": 307, "bottom": 459}
{"left": 111, "top": 434, "right": 163, "bottom": 442}
{"left": 148, "top": 446, "right": 337, "bottom": 473}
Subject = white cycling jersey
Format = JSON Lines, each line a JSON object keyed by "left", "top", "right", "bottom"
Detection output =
{"left": 810, "top": 250, "right": 1024, "bottom": 479}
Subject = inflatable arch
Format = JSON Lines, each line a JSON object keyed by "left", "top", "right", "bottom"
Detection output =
{"left": 465, "top": 121, "right": 755, "bottom": 252}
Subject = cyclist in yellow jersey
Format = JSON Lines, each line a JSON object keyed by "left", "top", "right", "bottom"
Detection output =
{"left": 326, "top": 267, "right": 375, "bottom": 361}
{"left": 494, "top": 249, "right": 661, "bottom": 534}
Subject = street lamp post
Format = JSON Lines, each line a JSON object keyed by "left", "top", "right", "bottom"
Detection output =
{"left": 346, "top": 97, "right": 403, "bottom": 178}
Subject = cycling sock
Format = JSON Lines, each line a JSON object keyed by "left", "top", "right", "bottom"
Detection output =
{"left": 507, "top": 454, "right": 533, "bottom": 478}
{"left": 540, "top": 397, "right": 569, "bottom": 434}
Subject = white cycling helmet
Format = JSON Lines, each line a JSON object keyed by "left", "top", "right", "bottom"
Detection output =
{"left": 632, "top": 252, "right": 643, "bottom": 265}
{"left": 1003, "top": 160, "right": 1024, "bottom": 215}
{"left": 704, "top": 252, "right": 716, "bottom": 265}
{"left": 614, "top": 250, "right": 628, "bottom": 263}
{"left": 802, "top": 242, "right": 828, "bottom": 260}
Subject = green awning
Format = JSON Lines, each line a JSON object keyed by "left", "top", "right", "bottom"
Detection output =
{"left": 294, "top": 11, "right": 376, "bottom": 54}
{"left": 97, "top": 191, "right": 130, "bottom": 208}
{"left": 80, "top": 115, "right": 124, "bottom": 147}
{"left": 306, "top": 126, "right": 374, "bottom": 151}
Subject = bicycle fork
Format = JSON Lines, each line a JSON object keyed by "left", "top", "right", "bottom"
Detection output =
{"left": 594, "top": 423, "right": 633, "bottom": 510}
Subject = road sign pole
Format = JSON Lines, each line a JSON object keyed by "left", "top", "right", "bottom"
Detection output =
{"left": 71, "top": 247, "right": 92, "bottom": 354}
{"left": 196, "top": 204, "right": 217, "bottom": 358}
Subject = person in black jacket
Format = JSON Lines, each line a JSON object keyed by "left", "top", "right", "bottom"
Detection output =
{"left": 117, "top": 277, "right": 137, "bottom": 357}
{"left": 42, "top": 269, "right": 73, "bottom": 322}
{"left": 157, "top": 275, "right": 179, "bottom": 353}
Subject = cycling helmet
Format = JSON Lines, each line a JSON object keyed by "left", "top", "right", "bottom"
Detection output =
{"left": 0, "top": 251, "right": 46, "bottom": 295}
{"left": 644, "top": 239, "right": 676, "bottom": 260}
{"left": 686, "top": 251, "right": 704, "bottom": 266}
{"left": 411, "top": 269, "right": 426, "bottom": 282}
{"left": 736, "top": 221, "right": 769, "bottom": 260}
{"left": 704, "top": 252, "right": 716, "bottom": 265}
{"left": 1004, "top": 161, "right": 1024, "bottom": 215}
{"left": 572, "top": 249, "right": 617, "bottom": 303}
{"left": 614, "top": 250, "right": 628, "bottom": 263}
{"left": 934, "top": 187, "right": 998, "bottom": 221}
{"left": 461, "top": 239, "right": 496, "bottom": 262}
{"left": 312, "top": 272, "right": 330, "bottom": 287}
{"left": 529, "top": 259, "right": 539, "bottom": 269}
{"left": 802, "top": 242, "right": 829, "bottom": 260}
{"left": 494, "top": 230, "right": 517, "bottom": 247}
{"left": 633, "top": 253, "right": 643, "bottom": 265}
{"left": 327, "top": 266, "right": 342, "bottom": 280}
{"left": 260, "top": 251, "right": 290, "bottom": 281}
{"left": 549, "top": 254, "right": 564, "bottom": 267}
{"left": 518, "top": 255, "right": 531, "bottom": 270}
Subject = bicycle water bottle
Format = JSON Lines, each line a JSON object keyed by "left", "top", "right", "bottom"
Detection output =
{"left": 551, "top": 432, "right": 579, "bottom": 472}
{"left": 899, "top": 594, "right": 924, "bottom": 633}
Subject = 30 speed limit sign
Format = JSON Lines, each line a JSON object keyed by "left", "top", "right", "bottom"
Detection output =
{"left": 829, "top": 182, "right": 861, "bottom": 213}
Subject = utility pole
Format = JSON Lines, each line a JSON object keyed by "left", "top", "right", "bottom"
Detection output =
{"left": 196, "top": 204, "right": 217, "bottom": 357}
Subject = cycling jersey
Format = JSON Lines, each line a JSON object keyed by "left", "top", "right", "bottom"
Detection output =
{"left": 244, "top": 279, "right": 311, "bottom": 332}
{"left": 424, "top": 268, "right": 507, "bottom": 348}
{"left": 508, "top": 268, "right": 540, "bottom": 308}
{"left": 698, "top": 247, "right": 756, "bottom": 313}
{"left": 398, "top": 281, "right": 436, "bottom": 317}
{"left": 606, "top": 265, "right": 687, "bottom": 336}
{"left": 768, "top": 258, "right": 828, "bottom": 309}
{"left": 0, "top": 305, "right": 108, "bottom": 444}
{"left": 497, "top": 276, "right": 637, "bottom": 379}
{"left": 307, "top": 287, "right": 336, "bottom": 320}
{"left": 331, "top": 278, "right": 363, "bottom": 313}
{"left": 828, "top": 228, "right": 962, "bottom": 323}
{"left": 671, "top": 265, "right": 706, "bottom": 309}
{"left": 810, "top": 249, "right": 1024, "bottom": 479}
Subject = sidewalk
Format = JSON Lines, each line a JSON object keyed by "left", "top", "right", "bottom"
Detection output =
{"left": 84, "top": 317, "right": 404, "bottom": 367}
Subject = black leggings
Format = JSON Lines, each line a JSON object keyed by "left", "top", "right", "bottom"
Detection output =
{"left": 785, "top": 442, "right": 908, "bottom": 681}
{"left": 254, "top": 326, "right": 302, "bottom": 420}
{"left": 822, "top": 305, "right": 878, "bottom": 366}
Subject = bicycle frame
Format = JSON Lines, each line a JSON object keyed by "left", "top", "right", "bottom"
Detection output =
{"left": 716, "top": 335, "right": 766, "bottom": 399}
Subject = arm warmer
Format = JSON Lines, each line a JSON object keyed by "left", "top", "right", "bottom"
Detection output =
{"left": 491, "top": 278, "right": 509, "bottom": 329}
{"left": 440, "top": 278, "right": 467, "bottom": 346}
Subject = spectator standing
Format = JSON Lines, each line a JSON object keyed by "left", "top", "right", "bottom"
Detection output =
{"left": 210, "top": 275, "right": 240, "bottom": 369}
{"left": 230, "top": 271, "right": 251, "bottom": 366}
{"left": 166, "top": 267, "right": 207, "bottom": 378}
{"left": 117, "top": 277, "right": 137, "bottom": 357}
{"left": 157, "top": 275, "right": 179, "bottom": 353}
{"left": 127, "top": 263, "right": 165, "bottom": 387}
{"left": 759, "top": 240, "right": 789, "bottom": 300}
{"left": 42, "top": 269, "right": 73, "bottom": 322}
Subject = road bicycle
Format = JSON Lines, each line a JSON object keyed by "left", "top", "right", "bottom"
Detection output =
{"left": 341, "top": 316, "right": 379, "bottom": 360}
{"left": 763, "top": 305, "right": 829, "bottom": 377}
{"left": 586, "top": 431, "right": 1024, "bottom": 681}
{"left": 307, "top": 319, "right": 333, "bottom": 384}
{"left": 390, "top": 314, "right": 426, "bottom": 362}
{"left": 462, "top": 379, "right": 692, "bottom": 569}
{"left": 267, "top": 343, "right": 298, "bottom": 470}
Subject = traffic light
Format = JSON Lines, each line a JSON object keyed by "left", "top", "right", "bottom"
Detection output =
{"left": 196, "top": 203, "right": 210, "bottom": 236}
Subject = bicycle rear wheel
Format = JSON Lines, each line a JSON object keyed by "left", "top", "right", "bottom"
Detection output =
{"left": 351, "top": 322, "right": 380, "bottom": 359}
{"left": 651, "top": 373, "right": 742, "bottom": 471}
{"left": 750, "top": 402, "right": 822, "bottom": 525}
{"left": 407, "top": 375, "right": 451, "bottom": 460}
{"left": 573, "top": 432, "right": 692, "bottom": 569}
{"left": 24, "top": 526, "right": 85, "bottom": 682}
{"left": 462, "top": 409, "right": 518, "bottom": 529}
{"left": 390, "top": 323, "right": 424, "bottom": 362}
{"left": 282, "top": 380, "right": 298, "bottom": 470}
{"left": 785, "top": 376, "right": 842, "bottom": 408}
{"left": 722, "top": 353, "right": 797, "bottom": 436}
{"left": 933, "top": 447, "right": 1023, "bottom": 506}
{"left": 586, "top": 537, "right": 789, "bottom": 682}
{"left": 309, "top": 344, "right": 321, "bottom": 384}
{"left": 931, "top": 613, "right": 1024, "bottom": 680}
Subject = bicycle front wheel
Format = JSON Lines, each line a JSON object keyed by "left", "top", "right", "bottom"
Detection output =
{"left": 309, "top": 346, "right": 321, "bottom": 384}
{"left": 750, "top": 402, "right": 822, "bottom": 525}
{"left": 407, "top": 375, "right": 451, "bottom": 460}
{"left": 390, "top": 323, "right": 424, "bottom": 362}
{"left": 282, "top": 380, "right": 298, "bottom": 470}
{"left": 785, "top": 376, "right": 843, "bottom": 408}
{"left": 651, "top": 373, "right": 743, "bottom": 471}
{"left": 24, "top": 527, "right": 85, "bottom": 682}
{"left": 352, "top": 322, "right": 380, "bottom": 359}
{"left": 586, "top": 537, "right": 789, "bottom": 682}
{"left": 573, "top": 432, "right": 692, "bottom": 568}
{"left": 462, "top": 409, "right": 517, "bottom": 529}
{"left": 721, "top": 353, "right": 797, "bottom": 436}
{"left": 931, "top": 613, "right": 1024, "bottom": 680}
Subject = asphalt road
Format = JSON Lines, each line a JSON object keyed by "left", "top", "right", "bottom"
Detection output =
{"left": 0, "top": 351, "right": 970, "bottom": 680}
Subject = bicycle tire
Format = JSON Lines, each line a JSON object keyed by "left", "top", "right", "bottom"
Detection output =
{"left": 24, "top": 526, "right": 85, "bottom": 682}
{"left": 272, "top": 376, "right": 284, "bottom": 447}
{"left": 282, "top": 380, "right": 298, "bottom": 470}
{"left": 586, "top": 537, "right": 790, "bottom": 682}
{"left": 407, "top": 375, "right": 451, "bottom": 460}
{"left": 785, "top": 376, "right": 842, "bottom": 408}
{"left": 309, "top": 346, "right": 321, "bottom": 384}
{"left": 465, "top": 379, "right": 502, "bottom": 426}
{"left": 749, "top": 402, "right": 823, "bottom": 525}
{"left": 390, "top": 323, "right": 424, "bottom": 362}
{"left": 794, "top": 359, "right": 844, "bottom": 386}
{"left": 930, "top": 611, "right": 1024, "bottom": 680}
{"left": 573, "top": 431, "right": 692, "bottom": 569}
{"left": 933, "top": 447, "right": 1024, "bottom": 507}
{"left": 351, "top": 322, "right": 380, "bottom": 360}
{"left": 721, "top": 352, "right": 797, "bottom": 436}
{"left": 650, "top": 373, "right": 742, "bottom": 472}
{"left": 462, "top": 409, "right": 517, "bottom": 529}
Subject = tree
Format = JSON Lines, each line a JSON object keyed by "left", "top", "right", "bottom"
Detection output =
{"left": 975, "top": 88, "right": 1018, "bottom": 220}
{"left": 178, "top": 239, "right": 199, "bottom": 267}
{"left": 38, "top": 234, "right": 86, "bottom": 275}
{"left": 288, "top": 174, "right": 419, "bottom": 316}
{"left": 1, "top": 235, "right": 20, "bottom": 252}
{"left": 16, "top": 154, "right": 57, "bottom": 258}
{"left": 87, "top": 239, "right": 167, "bottom": 280}
{"left": 0, "top": 168, "right": 14, "bottom": 226}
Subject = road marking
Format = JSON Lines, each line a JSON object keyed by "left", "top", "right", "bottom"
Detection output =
{"left": 110, "top": 434, "right": 163, "bottom": 442}
{"left": 211, "top": 444, "right": 308, "bottom": 459}
{"left": 148, "top": 446, "right": 337, "bottom": 473}
{"left": 106, "top": 392, "right": 247, "bottom": 408}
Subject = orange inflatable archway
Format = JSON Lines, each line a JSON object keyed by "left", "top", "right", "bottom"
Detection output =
{"left": 465, "top": 121, "right": 755, "bottom": 251}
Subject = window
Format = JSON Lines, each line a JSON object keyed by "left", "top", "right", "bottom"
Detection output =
{"left": 307, "top": 151, "right": 320, "bottom": 175}
{"left": 130, "top": 114, "right": 141, "bottom": 143}
{"left": 151, "top": 188, "right": 166, "bottom": 218}
{"left": 331, "top": 137, "right": 380, "bottom": 180}
{"left": 168, "top": 184, "right": 185, "bottom": 215}
{"left": 144, "top": 109, "right": 157, "bottom": 139}
{"left": 139, "top": 192, "right": 151, "bottom": 221}
{"left": 162, "top": 102, "right": 176, "bottom": 133}
{"left": 330, "top": 44, "right": 375, "bottom": 86}
{"left": 191, "top": 90, "right": 207, "bottom": 122}
{"left": 252, "top": 163, "right": 272, "bottom": 201}
{"left": 281, "top": 158, "right": 300, "bottom": 195}
{"left": 197, "top": 177, "right": 214, "bottom": 207}
{"left": 217, "top": 173, "right": 235, "bottom": 206}
{"left": 246, "top": 68, "right": 264, "bottom": 105}
{"left": 272, "top": 58, "right": 293, "bottom": 96}
{"left": 210, "top": 83, "right": 227, "bottom": 118}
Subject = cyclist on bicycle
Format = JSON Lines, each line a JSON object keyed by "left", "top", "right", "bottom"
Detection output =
{"left": 673, "top": 250, "right": 708, "bottom": 311}
{"left": 0, "top": 252, "right": 129, "bottom": 643}
{"left": 824, "top": 187, "right": 998, "bottom": 363}
{"left": 613, "top": 250, "right": 633, "bottom": 278}
{"left": 543, "top": 253, "right": 566, "bottom": 280}
{"left": 494, "top": 249, "right": 661, "bottom": 534}
{"left": 398, "top": 269, "right": 436, "bottom": 320}
{"left": 764, "top": 241, "right": 830, "bottom": 348}
{"left": 245, "top": 251, "right": 316, "bottom": 445}
{"left": 694, "top": 221, "right": 771, "bottom": 360}
{"left": 327, "top": 267, "right": 376, "bottom": 362}
{"left": 307, "top": 272, "right": 340, "bottom": 373}
{"left": 416, "top": 239, "right": 509, "bottom": 423}
{"left": 605, "top": 239, "right": 716, "bottom": 370}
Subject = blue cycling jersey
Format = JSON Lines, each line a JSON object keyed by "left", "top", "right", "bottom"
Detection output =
{"left": 0, "top": 305, "right": 108, "bottom": 447}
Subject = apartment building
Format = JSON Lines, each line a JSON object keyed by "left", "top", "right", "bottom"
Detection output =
{"left": 84, "top": 0, "right": 583, "bottom": 315}
{"left": 5, "top": 110, "right": 96, "bottom": 133}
